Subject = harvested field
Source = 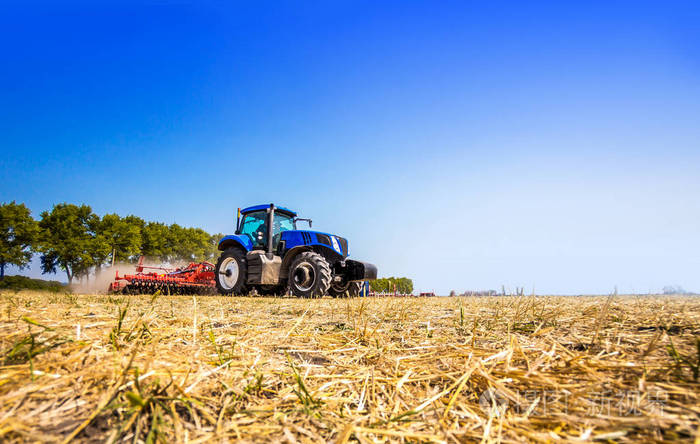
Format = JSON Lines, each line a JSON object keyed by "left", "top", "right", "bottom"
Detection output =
{"left": 0, "top": 292, "right": 698, "bottom": 443}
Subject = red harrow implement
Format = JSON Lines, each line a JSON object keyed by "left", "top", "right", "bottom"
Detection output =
{"left": 109, "top": 257, "right": 216, "bottom": 295}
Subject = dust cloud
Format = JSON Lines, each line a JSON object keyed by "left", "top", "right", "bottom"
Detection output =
{"left": 71, "top": 259, "right": 182, "bottom": 294}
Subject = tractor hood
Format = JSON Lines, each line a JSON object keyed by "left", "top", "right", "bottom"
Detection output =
{"left": 280, "top": 230, "right": 349, "bottom": 258}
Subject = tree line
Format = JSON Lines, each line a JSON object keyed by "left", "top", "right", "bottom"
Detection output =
{"left": 369, "top": 277, "right": 413, "bottom": 294}
{"left": 0, "top": 201, "right": 222, "bottom": 283}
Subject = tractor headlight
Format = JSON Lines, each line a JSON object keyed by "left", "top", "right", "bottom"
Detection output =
{"left": 331, "top": 236, "right": 341, "bottom": 253}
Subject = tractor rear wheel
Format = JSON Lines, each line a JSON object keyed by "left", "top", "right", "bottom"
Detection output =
{"left": 287, "top": 252, "right": 331, "bottom": 298}
{"left": 329, "top": 281, "right": 362, "bottom": 298}
{"left": 215, "top": 248, "right": 248, "bottom": 295}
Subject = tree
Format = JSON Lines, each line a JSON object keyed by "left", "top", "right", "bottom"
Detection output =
{"left": 88, "top": 216, "right": 110, "bottom": 276}
{"left": 396, "top": 277, "right": 414, "bottom": 294}
{"left": 141, "top": 222, "right": 171, "bottom": 262}
{"left": 662, "top": 285, "right": 689, "bottom": 295}
{"left": 168, "top": 224, "right": 211, "bottom": 263}
{"left": 0, "top": 201, "right": 39, "bottom": 279}
{"left": 369, "top": 277, "right": 414, "bottom": 294}
{"left": 140, "top": 222, "right": 211, "bottom": 264}
{"left": 91, "top": 214, "right": 142, "bottom": 274}
{"left": 37, "top": 203, "right": 98, "bottom": 284}
{"left": 120, "top": 215, "right": 145, "bottom": 263}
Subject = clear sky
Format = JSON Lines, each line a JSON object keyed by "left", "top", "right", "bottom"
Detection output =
{"left": 2, "top": 1, "right": 699, "bottom": 294}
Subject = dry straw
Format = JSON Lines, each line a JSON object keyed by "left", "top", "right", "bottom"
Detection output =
{"left": 0, "top": 291, "right": 698, "bottom": 442}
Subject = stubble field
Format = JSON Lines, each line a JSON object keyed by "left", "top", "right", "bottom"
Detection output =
{"left": 0, "top": 291, "right": 698, "bottom": 443}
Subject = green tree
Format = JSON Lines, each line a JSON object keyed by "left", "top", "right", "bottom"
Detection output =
{"left": 37, "top": 203, "right": 98, "bottom": 284}
{"left": 369, "top": 277, "right": 413, "bottom": 294}
{"left": 141, "top": 222, "right": 171, "bottom": 262}
{"left": 92, "top": 214, "right": 142, "bottom": 274}
{"left": 0, "top": 201, "right": 39, "bottom": 279}
{"left": 121, "top": 215, "right": 145, "bottom": 263}
{"left": 88, "top": 216, "right": 110, "bottom": 276}
{"left": 370, "top": 278, "right": 388, "bottom": 292}
{"left": 167, "top": 224, "right": 188, "bottom": 262}
{"left": 188, "top": 227, "right": 214, "bottom": 262}
{"left": 140, "top": 222, "right": 212, "bottom": 264}
{"left": 168, "top": 224, "right": 211, "bottom": 262}
{"left": 397, "top": 277, "right": 412, "bottom": 294}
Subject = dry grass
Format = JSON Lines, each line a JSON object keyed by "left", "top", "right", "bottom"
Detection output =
{"left": 0, "top": 291, "right": 698, "bottom": 443}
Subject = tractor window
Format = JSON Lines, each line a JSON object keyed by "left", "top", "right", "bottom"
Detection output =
{"left": 239, "top": 211, "right": 296, "bottom": 248}
{"left": 239, "top": 211, "right": 267, "bottom": 247}
{"left": 274, "top": 213, "right": 295, "bottom": 235}
{"left": 272, "top": 212, "right": 295, "bottom": 250}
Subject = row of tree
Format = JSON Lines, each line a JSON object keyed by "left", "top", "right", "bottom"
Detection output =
{"left": 0, "top": 201, "right": 222, "bottom": 283}
{"left": 369, "top": 277, "right": 413, "bottom": 294}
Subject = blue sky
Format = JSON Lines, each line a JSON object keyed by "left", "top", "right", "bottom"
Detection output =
{"left": 2, "top": 1, "right": 699, "bottom": 294}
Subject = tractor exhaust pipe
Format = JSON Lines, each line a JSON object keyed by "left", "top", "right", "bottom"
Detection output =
{"left": 267, "top": 203, "right": 275, "bottom": 259}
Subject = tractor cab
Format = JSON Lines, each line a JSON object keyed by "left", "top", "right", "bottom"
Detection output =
{"left": 216, "top": 203, "right": 377, "bottom": 298}
{"left": 237, "top": 205, "right": 297, "bottom": 250}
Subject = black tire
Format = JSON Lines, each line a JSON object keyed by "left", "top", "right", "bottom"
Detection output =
{"left": 329, "top": 281, "right": 363, "bottom": 298}
{"left": 215, "top": 248, "right": 248, "bottom": 295}
{"left": 287, "top": 252, "right": 331, "bottom": 298}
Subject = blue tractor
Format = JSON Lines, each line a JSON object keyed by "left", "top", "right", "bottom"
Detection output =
{"left": 215, "top": 204, "right": 377, "bottom": 298}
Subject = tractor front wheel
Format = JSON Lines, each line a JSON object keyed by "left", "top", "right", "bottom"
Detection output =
{"left": 287, "top": 252, "right": 331, "bottom": 298}
{"left": 215, "top": 248, "right": 248, "bottom": 295}
{"left": 329, "top": 281, "right": 362, "bottom": 298}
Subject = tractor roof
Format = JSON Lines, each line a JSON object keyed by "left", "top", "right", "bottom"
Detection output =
{"left": 241, "top": 204, "right": 297, "bottom": 217}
